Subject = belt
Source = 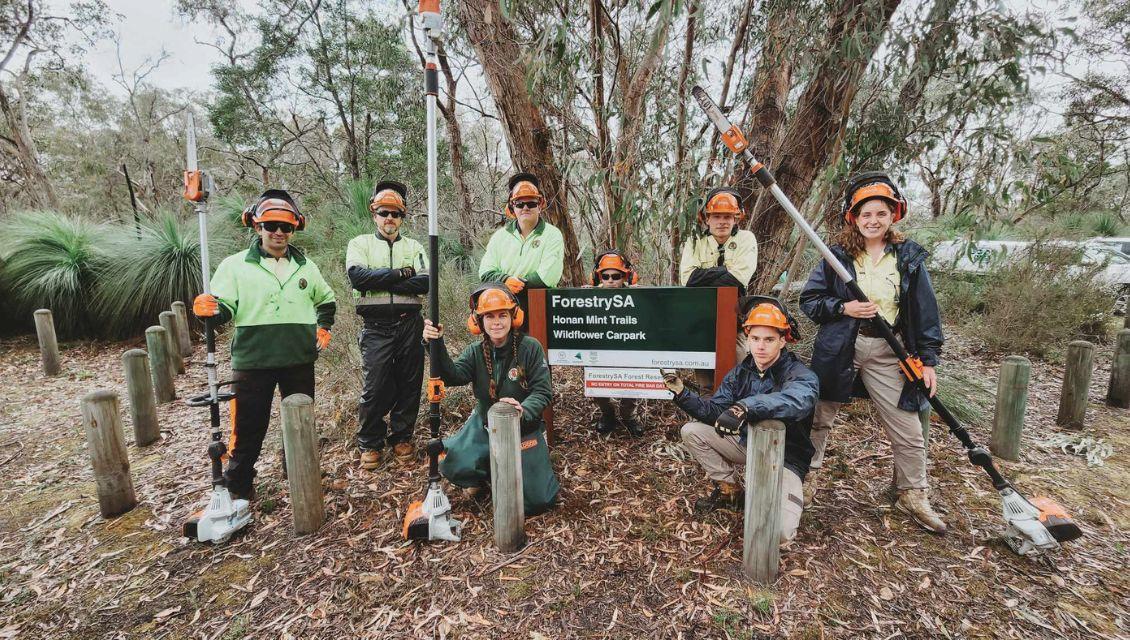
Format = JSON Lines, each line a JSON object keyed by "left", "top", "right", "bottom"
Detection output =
{"left": 857, "top": 321, "right": 883, "bottom": 338}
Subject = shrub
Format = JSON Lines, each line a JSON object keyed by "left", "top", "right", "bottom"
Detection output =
{"left": 980, "top": 243, "right": 1113, "bottom": 356}
{"left": 5, "top": 211, "right": 108, "bottom": 338}
{"left": 932, "top": 271, "right": 987, "bottom": 322}
{"left": 92, "top": 211, "right": 204, "bottom": 338}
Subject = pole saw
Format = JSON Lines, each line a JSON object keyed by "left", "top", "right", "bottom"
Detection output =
{"left": 181, "top": 112, "right": 251, "bottom": 544}
{"left": 691, "top": 85, "right": 1082, "bottom": 556}
{"left": 402, "top": 0, "right": 462, "bottom": 543}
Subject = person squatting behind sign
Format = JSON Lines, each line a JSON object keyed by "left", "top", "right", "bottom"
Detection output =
{"left": 679, "top": 187, "right": 759, "bottom": 390}
{"left": 663, "top": 297, "right": 817, "bottom": 544}
{"left": 800, "top": 172, "right": 947, "bottom": 533}
{"left": 479, "top": 172, "right": 565, "bottom": 312}
{"left": 421, "top": 284, "right": 560, "bottom": 514}
{"left": 346, "top": 180, "right": 430, "bottom": 470}
{"left": 192, "top": 190, "right": 337, "bottom": 502}
{"left": 586, "top": 250, "right": 646, "bottom": 437}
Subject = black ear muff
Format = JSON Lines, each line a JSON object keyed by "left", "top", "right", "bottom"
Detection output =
{"left": 240, "top": 205, "right": 255, "bottom": 228}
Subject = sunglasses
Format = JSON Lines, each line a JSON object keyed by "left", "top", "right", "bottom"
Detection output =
{"left": 600, "top": 272, "right": 624, "bottom": 281}
{"left": 511, "top": 200, "right": 539, "bottom": 210}
{"left": 260, "top": 221, "right": 295, "bottom": 233}
{"left": 375, "top": 209, "right": 406, "bottom": 219}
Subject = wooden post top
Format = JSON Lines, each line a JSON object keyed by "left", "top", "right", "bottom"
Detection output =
{"left": 488, "top": 401, "right": 521, "bottom": 418}
{"left": 34, "top": 308, "right": 52, "bottom": 316}
{"left": 82, "top": 389, "right": 118, "bottom": 403}
{"left": 123, "top": 349, "right": 147, "bottom": 359}
{"left": 749, "top": 419, "right": 785, "bottom": 432}
{"left": 282, "top": 393, "right": 313, "bottom": 407}
{"left": 1068, "top": 340, "right": 1095, "bottom": 349}
{"left": 1002, "top": 355, "right": 1031, "bottom": 364}
{"left": 146, "top": 326, "right": 166, "bottom": 334}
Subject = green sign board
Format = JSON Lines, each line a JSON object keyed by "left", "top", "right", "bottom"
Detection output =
{"left": 545, "top": 287, "right": 717, "bottom": 368}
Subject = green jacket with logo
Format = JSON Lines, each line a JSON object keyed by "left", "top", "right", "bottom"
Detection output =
{"left": 478, "top": 218, "right": 565, "bottom": 288}
{"left": 345, "top": 233, "right": 428, "bottom": 320}
{"left": 211, "top": 241, "right": 337, "bottom": 370}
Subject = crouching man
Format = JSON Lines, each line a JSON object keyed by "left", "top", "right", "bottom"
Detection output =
{"left": 664, "top": 297, "right": 818, "bottom": 543}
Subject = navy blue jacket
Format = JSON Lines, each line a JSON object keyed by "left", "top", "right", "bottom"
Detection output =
{"left": 674, "top": 349, "right": 818, "bottom": 479}
{"left": 799, "top": 240, "right": 943, "bottom": 411}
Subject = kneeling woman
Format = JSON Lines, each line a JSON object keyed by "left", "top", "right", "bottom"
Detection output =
{"left": 422, "top": 284, "right": 559, "bottom": 514}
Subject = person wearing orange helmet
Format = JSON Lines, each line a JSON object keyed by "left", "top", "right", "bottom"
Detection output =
{"left": 587, "top": 250, "right": 646, "bottom": 437}
{"left": 800, "top": 171, "right": 946, "bottom": 534}
{"left": 192, "top": 189, "right": 336, "bottom": 502}
{"left": 478, "top": 172, "right": 565, "bottom": 310}
{"left": 420, "top": 284, "right": 560, "bottom": 513}
{"left": 346, "top": 180, "right": 429, "bottom": 470}
{"left": 679, "top": 186, "right": 760, "bottom": 390}
{"left": 664, "top": 297, "right": 817, "bottom": 542}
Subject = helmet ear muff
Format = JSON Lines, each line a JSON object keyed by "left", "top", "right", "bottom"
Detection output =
{"left": 466, "top": 314, "right": 482, "bottom": 335}
{"left": 240, "top": 205, "right": 255, "bottom": 228}
{"left": 512, "top": 307, "right": 525, "bottom": 329}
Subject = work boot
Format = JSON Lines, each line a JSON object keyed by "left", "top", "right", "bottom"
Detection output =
{"left": 693, "top": 481, "right": 743, "bottom": 514}
{"left": 620, "top": 411, "right": 645, "bottom": 438}
{"left": 803, "top": 472, "right": 819, "bottom": 507}
{"left": 896, "top": 488, "right": 947, "bottom": 534}
{"left": 592, "top": 412, "right": 618, "bottom": 435}
{"left": 359, "top": 449, "right": 383, "bottom": 470}
{"left": 463, "top": 485, "right": 491, "bottom": 502}
{"left": 393, "top": 442, "right": 415, "bottom": 464}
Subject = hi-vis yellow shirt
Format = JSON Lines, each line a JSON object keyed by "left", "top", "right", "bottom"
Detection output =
{"left": 678, "top": 229, "right": 758, "bottom": 286}
{"left": 854, "top": 249, "right": 899, "bottom": 324}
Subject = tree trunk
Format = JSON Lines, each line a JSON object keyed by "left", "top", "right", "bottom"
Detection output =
{"left": 437, "top": 44, "right": 477, "bottom": 244}
{"left": 742, "top": 0, "right": 903, "bottom": 294}
{"left": 670, "top": 0, "right": 701, "bottom": 284}
{"left": 0, "top": 81, "right": 60, "bottom": 209}
{"left": 456, "top": 0, "right": 584, "bottom": 284}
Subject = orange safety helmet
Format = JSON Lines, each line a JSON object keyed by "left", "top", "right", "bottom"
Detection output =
{"left": 466, "top": 284, "right": 525, "bottom": 335}
{"left": 241, "top": 189, "right": 306, "bottom": 230}
{"left": 503, "top": 172, "right": 547, "bottom": 218}
{"left": 590, "top": 250, "right": 639, "bottom": 286}
{"left": 697, "top": 187, "right": 746, "bottom": 225}
{"left": 739, "top": 295, "right": 799, "bottom": 342}
{"left": 369, "top": 179, "right": 407, "bottom": 213}
{"left": 842, "top": 171, "right": 907, "bottom": 223}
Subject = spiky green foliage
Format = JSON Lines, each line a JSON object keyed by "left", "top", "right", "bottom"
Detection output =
{"left": 92, "top": 211, "right": 203, "bottom": 338}
{"left": 5, "top": 211, "right": 108, "bottom": 338}
{"left": 1091, "top": 213, "right": 1123, "bottom": 237}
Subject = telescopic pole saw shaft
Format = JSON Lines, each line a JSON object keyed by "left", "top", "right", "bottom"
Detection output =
{"left": 421, "top": 0, "right": 444, "bottom": 484}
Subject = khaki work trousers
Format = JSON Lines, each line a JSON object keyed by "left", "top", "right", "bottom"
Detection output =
{"left": 809, "top": 335, "right": 928, "bottom": 490}
{"left": 680, "top": 421, "right": 804, "bottom": 543}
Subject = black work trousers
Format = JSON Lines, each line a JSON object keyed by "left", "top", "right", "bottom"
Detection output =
{"left": 357, "top": 313, "right": 425, "bottom": 451}
{"left": 224, "top": 363, "right": 315, "bottom": 497}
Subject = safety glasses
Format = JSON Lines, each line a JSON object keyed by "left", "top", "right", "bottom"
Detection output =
{"left": 511, "top": 200, "right": 539, "bottom": 210}
{"left": 376, "top": 209, "right": 406, "bottom": 219}
{"left": 260, "top": 221, "right": 295, "bottom": 234}
{"left": 600, "top": 272, "right": 624, "bottom": 281}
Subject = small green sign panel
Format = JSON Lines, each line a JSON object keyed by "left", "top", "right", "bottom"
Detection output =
{"left": 546, "top": 287, "right": 717, "bottom": 368}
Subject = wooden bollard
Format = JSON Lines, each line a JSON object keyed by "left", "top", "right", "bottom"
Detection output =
{"left": 171, "top": 301, "right": 192, "bottom": 356}
{"left": 33, "top": 309, "right": 61, "bottom": 376}
{"left": 281, "top": 394, "right": 323, "bottom": 535}
{"left": 158, "top": 311, "right": 185, "bottom": 375}
{"left": 991, "top": 356, "right": 1030, "bottom": 461}
{"left": 145, "top": 326, "right": 176, "bottom": 403}
{"left": 487, "top": 402, "right": 526, "bottom": 552}
{"left": 1107, "top": 329, "right": 1130, "bottom": 409}
{"left": 122, "top": 349, "right": 160, "bottom": 446}
{"left": 742, "top": 419, "right": 786, "bottom": 584}
{"left": 80, "top": 391, "right": 137, "bottom": 517}
{"left": 1057, "top": 340, "right": 1095, "bottom": 431}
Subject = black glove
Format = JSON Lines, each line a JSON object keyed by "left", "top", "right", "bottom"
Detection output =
{"left": 399, "top": 266, "right": 416, "bottom": 279}
{"left": 715, "top": 404, "right": 748, "bottom": 437}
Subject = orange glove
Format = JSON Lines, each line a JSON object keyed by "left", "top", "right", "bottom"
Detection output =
{"left": 193, "top": 294, "right": 219, "bottom": 318}
{"left": 504, "top": 276, "right": 526, "bottom": 295}
{"left": 316, "top": 327, "right": 332, "bottom": 351}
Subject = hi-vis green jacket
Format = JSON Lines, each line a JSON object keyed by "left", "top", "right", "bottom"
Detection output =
{"left": 211, "top": 241, "right": 336, "bottom": 370}
{"left": 345, "top": 233, "right": 428, "bottom": 320}
{"left": 478, "top": 218, "right": 564, "bottom": 288}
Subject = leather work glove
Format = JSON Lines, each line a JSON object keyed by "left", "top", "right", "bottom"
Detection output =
{"left": 714, "top": 403, "right": 748, "bottom": 437}
{"left": 504, "top": 276, "right": 526, "bottom": 295}
{"left": 661, "top": 370, "right": 684, "bottom": 395}
{"left": 192, "top": 293, "right": 219, "bottom": 318}
{"left": 316, "top": 327, "right": 332, "bottom": 351}
{"left": 399, "top": 266, "right": 416, "bottom": 279}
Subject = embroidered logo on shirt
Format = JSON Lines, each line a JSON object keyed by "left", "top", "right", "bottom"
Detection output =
{"left": 299, "top": 278, "right": 308, "bottom": 289}
{"left": 508, "top": 367, "right": 520, "bottom": 381}
{"left": 728, "top": 241, "right": 737, "bottom": 250}
{"left": 532, "top": 239, "right": 541, "bottom": 248}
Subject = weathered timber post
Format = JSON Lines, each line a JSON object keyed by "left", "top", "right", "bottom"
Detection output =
{"left": 991, "top": 356, "right": 1031, "bottom": 461}
{"left": 281, "top": 394, "right": 323, "bottom": 535}
{"left": 145, "top": 326, "right": 176, "bottom": 403}
{"left": 487, "top": 402, "right": 526, "bottom": 552}
{"left": 743, "top": 419, "right": 786, "bottom": 584}
{"left": 80, "top": 390, "right": 137, "bottom": 517}
{"left": 33, "top": 309, "right": 61, "bottom": 376}
{"left": 1057, "top": 340, "right": 1095, "bottom": 431}
{"left": 122, "top": 349, "right": 159, "bottom": 446}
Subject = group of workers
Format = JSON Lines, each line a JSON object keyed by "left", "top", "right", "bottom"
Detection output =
{"left": 191, "top": 168, "right": 947, "bottom": 542}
